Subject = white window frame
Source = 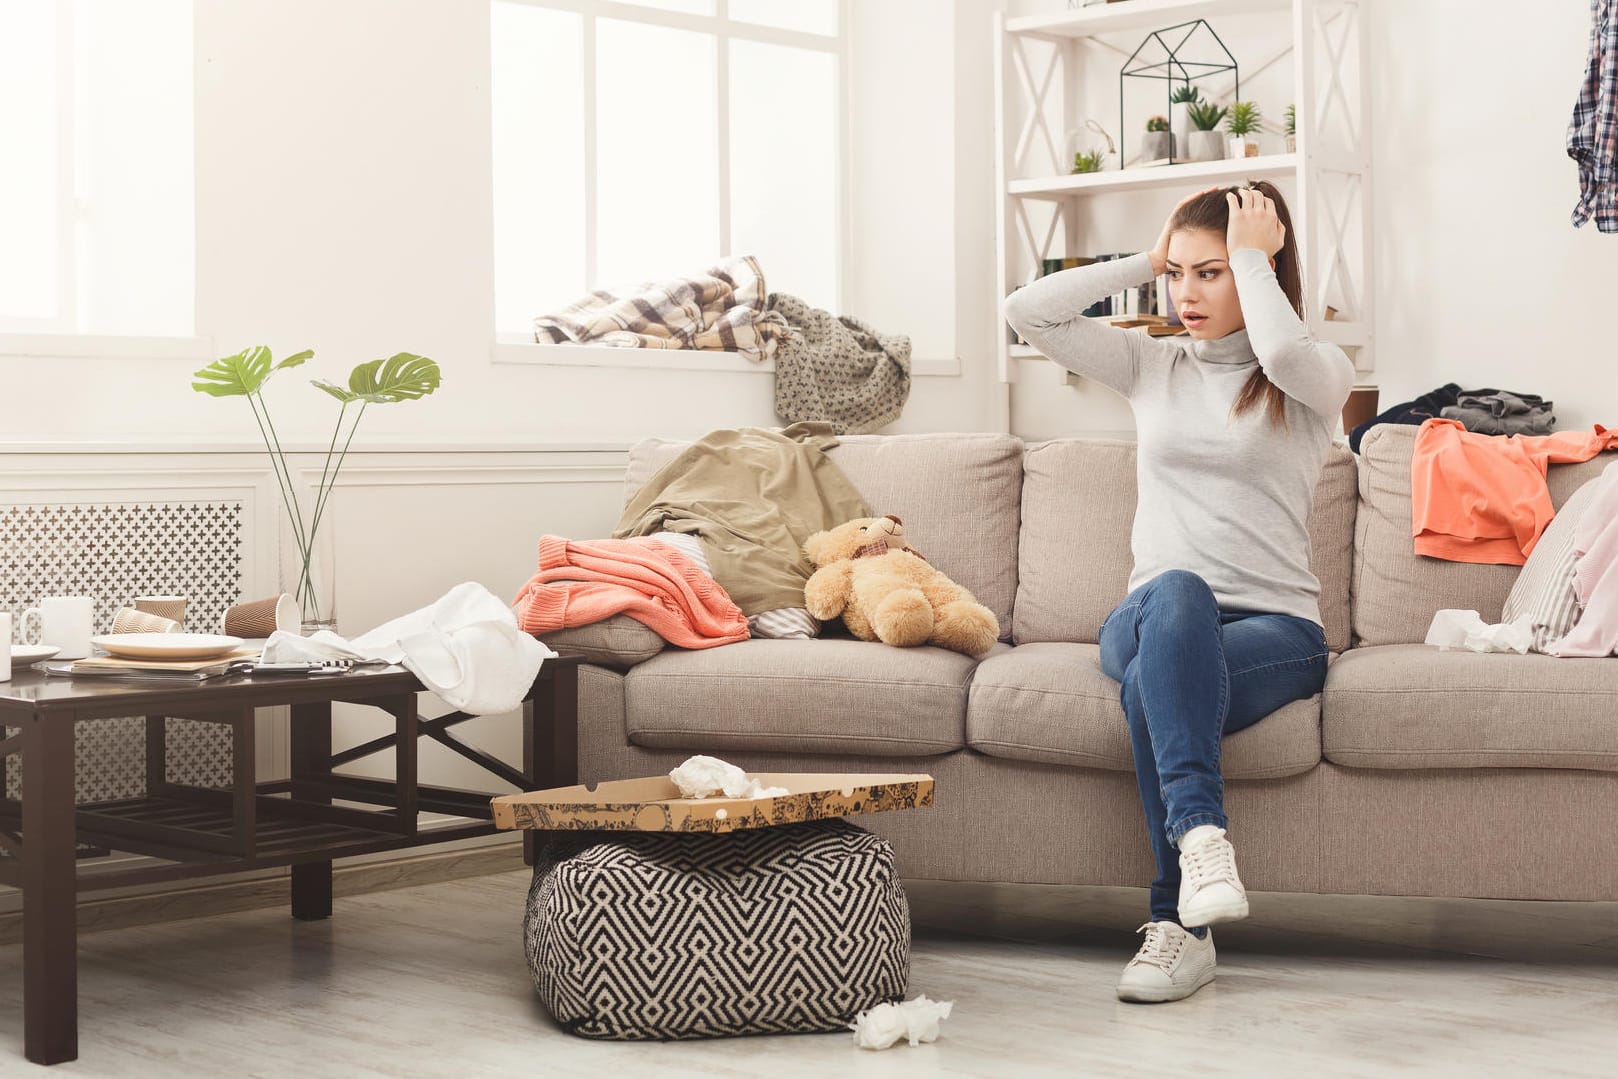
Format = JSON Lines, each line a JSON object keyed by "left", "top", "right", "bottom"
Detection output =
{"left": 0, "top": 0, "right": 206, "bottom": 361}
{"left": 490, "top": 0, "right": 862, "bottom": 373}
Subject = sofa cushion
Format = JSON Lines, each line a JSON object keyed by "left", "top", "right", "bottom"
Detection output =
{"left": 1351, "top": 424, "right": 1612, "bottom": 646}
{"left": 624, "top": 638, "right": 984, "bottom": 757}
{"left": 1013, "top": 438, "right": 1357, "bottom": 652}
{"left": 965, "top": 642, "right": 1323, "bottom": 780}
{"left": 539, "top": 614, "right": 666, "bottom": 669}
{"left": 1323, "top": 644, "right": 1618, "bottom": 772}
{"left": 625, "top": 432, "right": 1024, "bottom": 642}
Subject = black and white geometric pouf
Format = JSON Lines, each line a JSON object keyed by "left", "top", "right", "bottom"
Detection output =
{"left": 523, "top": 817, "right": 911, "bottom": 1040}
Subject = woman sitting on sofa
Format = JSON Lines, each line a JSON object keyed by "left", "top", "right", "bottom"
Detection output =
{"left": 1003, "top": 183, "right": 1354, "bottom": 1004}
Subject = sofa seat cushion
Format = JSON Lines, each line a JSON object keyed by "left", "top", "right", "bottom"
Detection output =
{"left": 1323, "top": 644, "right": 1618, "bottom": 772}
{"left": 624, "top": 638, "right": 982, "bottom": 757}
{"left": 965, "top": 642, "right": 1323, "bottom": 780}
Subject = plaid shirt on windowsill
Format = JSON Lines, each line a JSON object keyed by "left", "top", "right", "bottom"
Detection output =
{"left": 1570, "top": 0, "right": 1618, "bottom": 231}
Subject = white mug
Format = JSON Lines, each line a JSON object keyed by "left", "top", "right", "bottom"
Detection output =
{"left": 23, "top": 596, "right": 94, "bottom": 660}
{"left": 0, "top": 612, "right": 11, "bottom": 682}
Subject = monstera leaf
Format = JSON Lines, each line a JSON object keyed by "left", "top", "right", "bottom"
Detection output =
{"left": 191, "top": 347, "right": 313, "bottom": 397}
{"left": 315, "top": 353, "right": 441, "bottom": 404}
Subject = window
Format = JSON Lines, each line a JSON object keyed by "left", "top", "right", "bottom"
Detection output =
{"left": 0, "top": 0, "right": 195, "bottom": 339}
{"left": 491, "top": 0, "right": 844, "bottom": 340}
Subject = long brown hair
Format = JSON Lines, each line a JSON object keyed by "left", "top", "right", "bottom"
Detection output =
{"left": 1168, "top": 179, "right": 1303, "bottom": 430}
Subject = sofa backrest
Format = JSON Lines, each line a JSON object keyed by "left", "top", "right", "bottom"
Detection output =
{"left": 622, "top": 432, "right": 1025, "bottom": 640}
{"left": 1351, "top": 423, "right": 1611, "bottom": 646}
{"left": 1013, "top": 437, "right": 1359, "bottom": 652}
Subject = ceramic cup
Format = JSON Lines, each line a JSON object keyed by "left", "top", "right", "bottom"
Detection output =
{"left": 132, "top": 595, "right": 187, "bottom": 627}
{"left": 22, "top": 596, "right": 94, "bottom": 660}
{"left": 111, "top": 607, "right": 183, "bottom": 634}
{"left": 221, "top": 594, "right": 299, "bottom": 638}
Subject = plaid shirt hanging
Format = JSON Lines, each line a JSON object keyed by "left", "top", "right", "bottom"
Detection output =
{"left": 1569, "top": 0, "right": 1618, "bottom": 231}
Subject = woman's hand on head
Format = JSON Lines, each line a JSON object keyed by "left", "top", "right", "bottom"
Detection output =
{"left": 1148, "top": 185, "right": 1222, "bottom": 276}
{"left": 1226, "top": 187, "right": 1285, "bottom": 259}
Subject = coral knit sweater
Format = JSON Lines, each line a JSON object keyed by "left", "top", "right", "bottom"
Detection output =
{"left": 512, "top": 536, "right": 749, "bottom": 648}
{"left": 1411, "top": 418, "right": 1618, "bottom": 565}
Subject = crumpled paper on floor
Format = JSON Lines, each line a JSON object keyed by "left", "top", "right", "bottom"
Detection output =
{"left": 1424, "top": 609, "right": 1533, "bottom": 654}
{"left": 668, "top": 754, "right": 789, "bottom": 799}
{"left": 850, "top": 995, "right": 954, "bottom": 1050}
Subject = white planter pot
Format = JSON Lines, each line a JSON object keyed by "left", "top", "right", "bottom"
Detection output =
{"left": 1187, "top": 130, "right": 1225, "bottom": 162}
{"left": 1228, "top": 136, "right": 1260, "bottom": 159}
{"left": 1170, "top": 102, "right": 1191, "bottom": 149}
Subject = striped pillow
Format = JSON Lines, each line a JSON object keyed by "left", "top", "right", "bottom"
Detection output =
{"left": 652, "top": 532, "right": 820, "bottom": 640}
{"left": 1501, "top": 476, "right": 1602, "bottom": 653}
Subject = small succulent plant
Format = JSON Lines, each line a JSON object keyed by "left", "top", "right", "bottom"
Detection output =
{"left": 1186, "top": 101, "right": 1228, "bottom": 131}
{"left": 1284, "top": 103, "right": 1297, "bottom": 136}
{"left": 1146, "top": 115, "right": 1170, "bottom": 132}
{"left": 1072, "top": 149, "right": 1106, "bottom": 174}
{"left": 1169, "top": 84, "right": 1202, "bottom": 105}
{"left": 1225, "top": 101, "right": 1263, "bottom": 137}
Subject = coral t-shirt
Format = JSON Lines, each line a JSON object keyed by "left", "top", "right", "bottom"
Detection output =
{"left": 1411, "top": 417, "right": 1618, "bottom": 564}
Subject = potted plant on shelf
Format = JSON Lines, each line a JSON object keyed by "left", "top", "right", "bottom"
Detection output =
{"left": 1141, "top": 115, "right": 1173, "bottom": 165}
{"left": 191, "top": 347, "right": 443, "bottom": 635}
{"left": 1169, "top": 84, "right": 1201, "bottom": 156}
{"left": 1072, "top": 149, "right": 1106, "bottom": 174}
{"left": 1225, "top": 100, "right": 1263, "bottom": 159}
{"left": 1185, "top": 101, "right": 1228, "bottom": 161}
{"left": 1285, "top": 103, "right": 1297, "bottom": 153}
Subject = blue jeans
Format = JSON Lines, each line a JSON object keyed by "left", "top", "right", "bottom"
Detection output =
{"left": 1098, "top": 570, "right": 1328, "bottom": 932}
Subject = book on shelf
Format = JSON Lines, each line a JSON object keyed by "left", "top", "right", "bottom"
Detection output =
{"left": 43, "top": 649, "right": 261, "bottom": 681}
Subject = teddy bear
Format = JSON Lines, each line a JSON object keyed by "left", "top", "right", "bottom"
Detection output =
{"left": 802, "top": 514, "right": 999, "bottom": 657}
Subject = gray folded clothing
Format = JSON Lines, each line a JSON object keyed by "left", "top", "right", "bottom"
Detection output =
{"left": 1440, "top": 390, "right": 1555, "bottom": 436}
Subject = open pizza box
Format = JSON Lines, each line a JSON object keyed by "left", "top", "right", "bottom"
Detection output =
{"left": 491, "top": 772, "right": 934, "bottom": 834}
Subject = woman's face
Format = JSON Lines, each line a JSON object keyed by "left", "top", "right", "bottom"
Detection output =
{"left": 1166, "top": 228, "right": 1243, "bottom": 340}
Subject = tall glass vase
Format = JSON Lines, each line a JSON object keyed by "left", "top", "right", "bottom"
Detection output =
{"left": 278, "top": 490, "right": 338, "bottom": 636}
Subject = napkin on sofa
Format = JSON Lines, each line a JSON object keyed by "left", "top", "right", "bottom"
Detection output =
{"left": 262, "top": 582, "right": 556, "bottom": 714}
{"left": 1424, "top": 608, "right": 1533, "bottom": 654}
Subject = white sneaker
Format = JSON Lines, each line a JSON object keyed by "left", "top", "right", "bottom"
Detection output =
{"left": 1177, "top": 826, "right": 1249, "bottom": 928}
{"left": 1116, "top": 921, "right": 1217, "bottom": 1003}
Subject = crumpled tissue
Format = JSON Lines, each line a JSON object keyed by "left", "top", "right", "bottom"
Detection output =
{"left": 1424, "top": 609, "right": 1534, "bottom": 654}
{"left": 849, "top": 995, "right": 954, "bottom": 1050}
{"left": 668, "top": 754, "right": 789, "bottom": 799}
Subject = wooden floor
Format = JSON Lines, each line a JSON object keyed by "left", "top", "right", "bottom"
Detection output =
{"left": 0, "top": 871, "right": 1613, "bottom": 1077}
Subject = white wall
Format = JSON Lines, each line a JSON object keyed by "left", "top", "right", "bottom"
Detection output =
{"left": 1370, "top": 1, "right": 1616, "bottom": 434}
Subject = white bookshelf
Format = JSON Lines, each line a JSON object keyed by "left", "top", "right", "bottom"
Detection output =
{"left": 1009, "top": 152, "right": 1297, "bottom": 198}
{"left": 993, "top": 0, "right": 1373, "bottom": 385}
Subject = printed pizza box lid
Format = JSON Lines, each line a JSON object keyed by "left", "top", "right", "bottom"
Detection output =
{"left": 491, "top": 772, "right": 934, "bottom": 833}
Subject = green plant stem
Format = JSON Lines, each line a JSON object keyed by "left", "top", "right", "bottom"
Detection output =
{"left": 300, "top": 401, "right": 368, "bottom": 619}
{"left": 255, "top": 391, "right": 312, "bottom": 554}
{"left": 310, "top": 400, "right": 349, "bottom": 541}
{"left": 246, "top": 393, "right": 309, "bottom": 571}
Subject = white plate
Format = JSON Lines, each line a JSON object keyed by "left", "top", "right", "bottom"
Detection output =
{"left": 90, "top": 633, "right": 245, "bottom": 660}
{"left": 11, "top": 644, "right": 60, "bottom": 663}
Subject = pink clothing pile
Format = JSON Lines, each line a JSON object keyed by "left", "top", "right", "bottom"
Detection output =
{"left": 1552, "top": 462, "right": 1618, "bottom": 657}
{"left": 512, "top": 535, "right": 750, "bottom": 649}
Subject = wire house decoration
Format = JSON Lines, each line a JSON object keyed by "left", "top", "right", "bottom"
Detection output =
{"left": 1119, "top": 20, "right": 1238, "bottom": 165}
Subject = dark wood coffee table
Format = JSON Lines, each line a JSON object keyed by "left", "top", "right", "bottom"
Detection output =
{"left": 0, "top": 654, "right": 581, "bottom": 1066}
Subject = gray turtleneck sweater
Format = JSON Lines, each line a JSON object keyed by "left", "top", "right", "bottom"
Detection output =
{"left": 1003, "top": 249, "right": 1355, "bottom": 627}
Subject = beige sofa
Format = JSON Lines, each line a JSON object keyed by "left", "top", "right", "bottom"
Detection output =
{"left": 563, "top": 425, "right": 1617, "bottom": 902}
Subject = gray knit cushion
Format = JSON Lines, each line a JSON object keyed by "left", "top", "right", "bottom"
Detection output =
{"left": 523, "top": 818, "right": 910, "bottom": 1040}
